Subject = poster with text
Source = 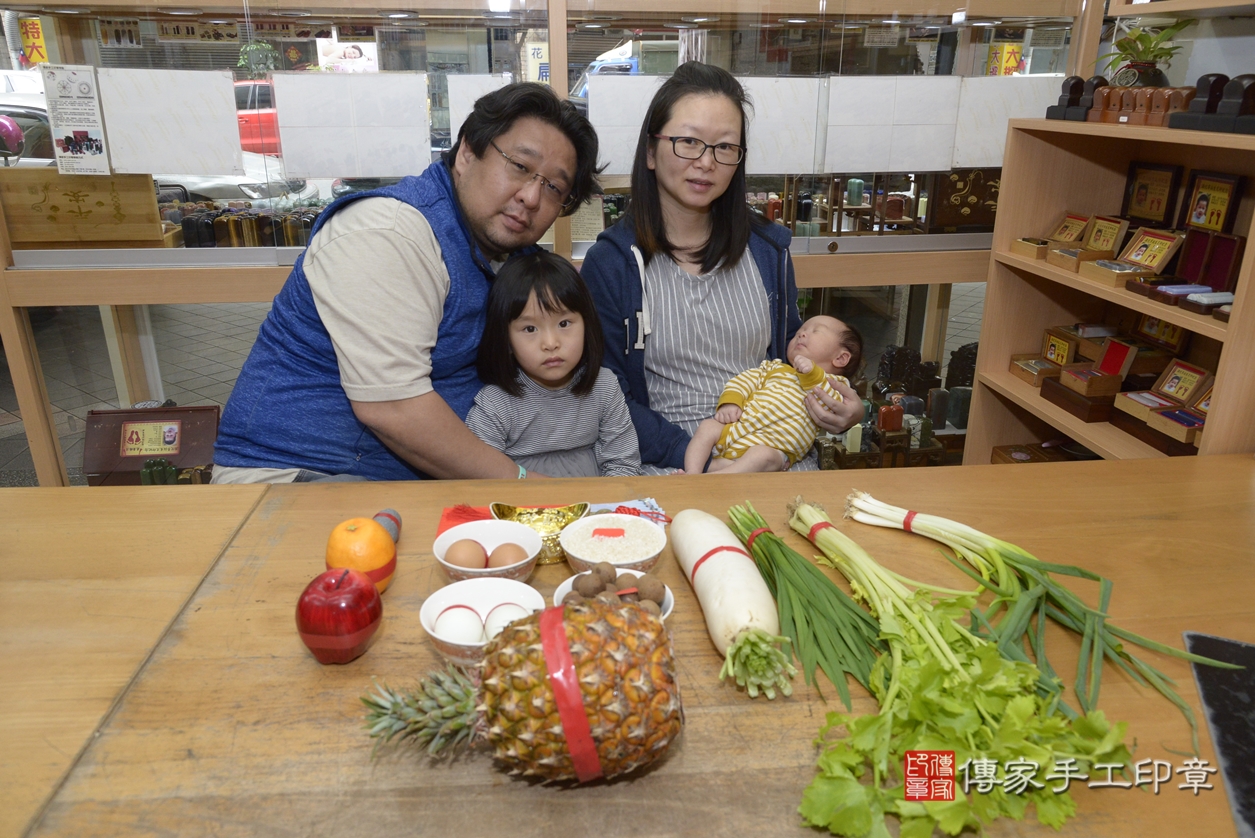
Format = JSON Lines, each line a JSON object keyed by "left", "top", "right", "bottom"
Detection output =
{"left": 41, "top": 64, "right": 111, "bottom": 175}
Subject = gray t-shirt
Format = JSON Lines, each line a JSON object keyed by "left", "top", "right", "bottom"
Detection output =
{"left": 465, "top": 367, "right": 641, "bottom": 478}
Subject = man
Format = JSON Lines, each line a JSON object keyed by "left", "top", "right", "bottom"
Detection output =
{"left": 212, "top": 83, "right": 599, "bottom": 483}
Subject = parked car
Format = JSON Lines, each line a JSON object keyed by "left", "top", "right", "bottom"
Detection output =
{"left": 0, "top": 99, "right": 318, "bottom": 210}
{"left": 234, "top": 80, "right": 280, "bottom": 155}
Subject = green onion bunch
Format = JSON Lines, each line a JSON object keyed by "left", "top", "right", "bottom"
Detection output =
{"left": 727, "top": 503, "right": 884, "bottom": 709}
{"left": 844, "top": 490, "right": 1239, "bottom": 749}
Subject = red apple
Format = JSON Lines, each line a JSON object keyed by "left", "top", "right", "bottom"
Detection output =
{"left": 296, "top": 568, "right": 383, "bottom": 664}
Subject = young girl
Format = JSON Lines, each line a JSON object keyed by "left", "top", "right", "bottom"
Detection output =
{"left": 466, "top": 251, "right": 641, "bottom": 478}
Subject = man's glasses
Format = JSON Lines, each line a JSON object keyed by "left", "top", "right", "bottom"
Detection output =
{"left": 490, "top": 140, "right": 575, "bottom": 209}
{"left": 653, "top": 134, "right": 745, "bottom": 165}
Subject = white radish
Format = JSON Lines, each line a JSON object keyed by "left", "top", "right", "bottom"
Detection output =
{"left": 670, "top": 509, "right": 796, "bottom": 699}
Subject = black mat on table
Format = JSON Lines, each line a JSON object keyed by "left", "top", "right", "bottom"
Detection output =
{"left": 1186, "top": 632, "right": 1255, "bottom": 838}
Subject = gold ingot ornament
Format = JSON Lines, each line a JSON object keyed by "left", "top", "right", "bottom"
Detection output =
{"left": 490, "top": 502, "right": 589, "bottom": 565}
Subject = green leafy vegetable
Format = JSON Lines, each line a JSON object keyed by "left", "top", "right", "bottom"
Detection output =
{"left": 844, "top": 490, "right": 1240, "bottom": 750}
{"left": 790, "top": 500, "right": 1132, "bottom": 837}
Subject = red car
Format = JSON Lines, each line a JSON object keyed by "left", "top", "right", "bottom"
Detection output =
{"left": 235, "top": 80, "right": 279, "bottom": 155}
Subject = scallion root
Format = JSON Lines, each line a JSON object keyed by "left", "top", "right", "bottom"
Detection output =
{"left": 720, "top": 628, "right": 797, "bottom": 699}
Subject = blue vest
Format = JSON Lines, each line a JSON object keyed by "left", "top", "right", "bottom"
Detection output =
{"left": 214, "top": 162, "right": 495, "bottom": 480}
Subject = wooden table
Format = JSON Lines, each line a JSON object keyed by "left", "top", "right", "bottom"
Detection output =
{"left": 2, "top": 485, "right": 268, "bottom": 838}
{"left": 20, "top": 457, "right": 1255, "bottom": 837}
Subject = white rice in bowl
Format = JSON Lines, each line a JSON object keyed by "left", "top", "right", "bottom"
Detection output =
{"left": 560, "top": 513, "right": 667, "bottom": 570}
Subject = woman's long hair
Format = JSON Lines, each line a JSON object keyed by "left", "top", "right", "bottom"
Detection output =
{"left": 628, "top": 61, "right": 759, "bottom": 274}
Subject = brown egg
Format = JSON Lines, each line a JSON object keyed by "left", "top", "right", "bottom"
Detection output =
{"left": 444, "top": 539, "right": 488, "bottom": 569}
{"left": 488, "top": 542, "right": 529, "bottom": 568}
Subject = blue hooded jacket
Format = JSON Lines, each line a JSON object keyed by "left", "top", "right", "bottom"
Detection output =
{"left": 581, "top": 217, "right": 801, "bottom": 470}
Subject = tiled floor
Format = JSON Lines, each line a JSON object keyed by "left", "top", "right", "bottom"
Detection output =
{"left": 943, "top": 282, "right": 985, "bottom": 373}
{"left": 0, "top": 284, "right": 985, "bottom": 487}
{"left": 0, "top": 303, "right": 270, "bottom": 486}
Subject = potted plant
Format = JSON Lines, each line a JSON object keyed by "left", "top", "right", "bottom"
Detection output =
{"left": 1098, "top": 19, "right": 1196, "bottom": 87}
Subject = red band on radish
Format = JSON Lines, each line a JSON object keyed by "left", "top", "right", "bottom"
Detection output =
{"left": 299, "top": 621, "right": 379, "bottom": 650}
{"left": 808, "top": 521, "right": 834, "bottom": 542}
{"left": 903, "top": 510, "right": 918, "bottom": 533}
{"left": 374, "top": 509, "right": 401, "bottom": 532}
{"left": 539, "top": 606, "right": 603, "bottom": 783}
{"left": 690, "top": 545, "right": 752, "bottom": 583}
{"left": 746, "top": 527, "right": 770, "bottom": 551}
{"left": 592, "top": 528, "right": 625, "bottom": 538}
{"left": 365, "top": 552, "right": 397, "bottom": 583}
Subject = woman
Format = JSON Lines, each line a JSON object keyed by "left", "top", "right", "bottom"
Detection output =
{"left": 582, "top": 61, "right": 863, "bottom": 473}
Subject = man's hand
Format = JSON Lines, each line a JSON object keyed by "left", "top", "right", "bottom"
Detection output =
{"left": 714, "top": 403, "right": 743, "bottom": 424}
{"left": 351, "top": 391, "right": 522, "bottom": 479}
{"left": 804, "top": 376, "right": 864, "bottom": 434}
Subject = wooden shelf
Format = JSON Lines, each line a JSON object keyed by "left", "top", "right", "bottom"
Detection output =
{"left": 965, "top": 117, "right": 1255, "bottom": 464}
{"left": 1009, "top": 118, "right": 1255, "bottom": 152}
{"left": 994, "top": 250, "right": 1229, "bottom": 342}
{"left": 978, "top": 369, "right": 1166, "bottom": 460}
{"left": 1109, "top": 0, "right": 1255, "bottom": 17}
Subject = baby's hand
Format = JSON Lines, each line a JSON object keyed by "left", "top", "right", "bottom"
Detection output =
{"left": 714, "top": 404, "right": 742, "bottom": 424}
{"left": 794, "top": 356, "right": 814, "bottom": 374}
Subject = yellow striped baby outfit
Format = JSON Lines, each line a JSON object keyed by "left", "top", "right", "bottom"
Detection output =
{"left": 713, "top": 360, "right": 847, "bottom": 466}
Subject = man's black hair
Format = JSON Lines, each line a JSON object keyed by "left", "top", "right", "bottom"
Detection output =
{"left": 452, "top": 82, "right": 601, "bottom": 217}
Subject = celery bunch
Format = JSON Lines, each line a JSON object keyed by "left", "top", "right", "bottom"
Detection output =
{"left": 790, "top": 501, "right": 1131, "bottom": 837}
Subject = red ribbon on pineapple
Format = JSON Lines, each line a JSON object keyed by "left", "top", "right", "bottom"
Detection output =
{"left": 539, "top": 606, "right": 604, "bottom": 783}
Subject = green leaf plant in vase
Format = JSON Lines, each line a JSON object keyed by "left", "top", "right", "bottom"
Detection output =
{"left": 1098, "top": 19, "right": 1195, "bottom": 87}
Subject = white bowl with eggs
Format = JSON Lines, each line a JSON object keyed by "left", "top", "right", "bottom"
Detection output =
{"left": 558, "top": 513, "right": 668, "bottom": 574}
{"left": 419, "top": 577, "right": 546, "bottom": 666}
{"left": 433, "top": 520, "right": 543, "bottom": 582}
{"left": 552, "top": 570, "right": 674, "bottom": 621}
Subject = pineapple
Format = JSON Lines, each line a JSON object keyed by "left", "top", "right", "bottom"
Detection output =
{"left": 363, "top": 599, "right": 684, "bottom": 782}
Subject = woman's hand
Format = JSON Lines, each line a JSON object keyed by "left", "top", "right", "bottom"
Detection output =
{"left": 805, "top": 376, "right": 864, "bottom": 434}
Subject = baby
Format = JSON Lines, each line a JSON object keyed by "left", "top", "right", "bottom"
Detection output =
{"left": 683, "top": 315, "right": 862, "bottom": 474}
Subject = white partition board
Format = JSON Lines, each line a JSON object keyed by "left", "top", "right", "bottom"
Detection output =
{"left": 447, "top": 75, "right": 508, "bottom": 141}
{"left": 98, "top": 69, "right": 243, "bottom": 175}
{"left": 825, "top": 76, "right": 959, "bottom": 173}
{"left": 588, "top": 75, "right": 662, "bottom": 175}
{"left": 953, "top": 75, "right": 1061, "bottom": 168}
{"left": 742, "top": 77, "right": 823, "bottom": 175}
{"left": 272, "top": 72, "right": 429, "bottom": 178}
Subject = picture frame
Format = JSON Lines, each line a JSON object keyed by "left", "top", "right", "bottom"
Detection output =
{"left": 1133, "top": 314, "right": 1189, "bottom": 354}
{"left": 1120, "top": 161, "right": 1183, "bottom": 228}
{"left": 1083, "top": 215, "right": 1130, "bottom": 253}
{"left": 1042, "top": 329, "right": 1078, "bottom": 365}
{"left": 1193, "top": 385, "right": 1213, "bottom": 415}
{"left": 1177, "top": 170, "right": 1244, "bottom": 234}
{"left": 1156, "top": 358, "right": 1210, "bottom": 405}
{"left": 1116, "top": 227, "right": 1184, "bottom": 274}
{"left": 1047, "top": 212, "right": 1091, "bottom": 243}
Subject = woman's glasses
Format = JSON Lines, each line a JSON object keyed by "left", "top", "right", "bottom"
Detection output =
{"left": 490, "top": 140, "right": 575, "bottom": 209}
{"left": 653, "top": 134, "right": 745, "bottom": 165}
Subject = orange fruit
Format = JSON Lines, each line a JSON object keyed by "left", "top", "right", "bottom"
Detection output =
{"left": 326, "top": 517, "right": 396, "bottom": 593}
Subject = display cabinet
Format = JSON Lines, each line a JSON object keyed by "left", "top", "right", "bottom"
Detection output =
{"left": 1, "top": 0, "right": 1107, "bottom": 485}
{"left": 964, "top": 119, "right": 1255, "bottom": 462}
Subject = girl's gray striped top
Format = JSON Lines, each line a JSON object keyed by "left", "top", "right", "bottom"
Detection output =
{"left": 465, "top": 367, "right": 641, "bottom": 477}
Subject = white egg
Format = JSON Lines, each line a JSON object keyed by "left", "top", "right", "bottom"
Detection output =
{"left": 433, "top": 605, "right": 486, "bottom": 644}
{"left": 484, "top": 602, "right": 531, "bottom": 639}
